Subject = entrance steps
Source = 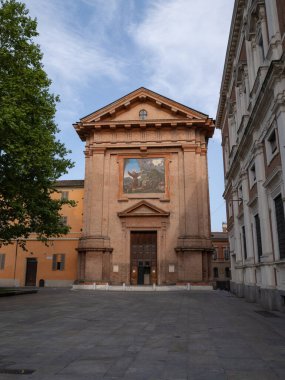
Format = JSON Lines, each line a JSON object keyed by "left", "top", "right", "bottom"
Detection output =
{"left": 72, "top": 283, "right": 213, "bottom": 291}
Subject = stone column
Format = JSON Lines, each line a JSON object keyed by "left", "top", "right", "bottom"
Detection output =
{"left": 200, "top": 137, "right": 211, "bottom": 239}
{"left": 259, "top": 6, "right": 269, "bottom": 54}
{"left": 78, "top": 146, "right": 112, "bottom": 282}
{"left": 241, "top": 171, "right": 255, "bottom": 263}
{"left": 276, "top": 105, "right": 285, "bottom": 183}
{"left": 265, "top": 0, "right": 280, "bottom": 42}
{"left": 254, "top": 143, "right": 273, "bottom": 261}
{"left": 178, "top": 150, "right": 186, "bottom": 236}
{"left": 232, "top": 188, "right": 243, "bottom": 266}
{"left": 183, "top": 144, "right": 199, "bottom": 237}
{"left": 245, "top": 39, "right": 255, "bottom": 90}
{"left": 82, "top": 147, "right": 92, "bottom": 236}
{"left": 89, "top": 147, "right": 105, "bottom": 236}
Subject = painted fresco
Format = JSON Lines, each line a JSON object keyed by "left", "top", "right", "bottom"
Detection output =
{"left": 123, "top": 158, "right": 165, "bottom": 193}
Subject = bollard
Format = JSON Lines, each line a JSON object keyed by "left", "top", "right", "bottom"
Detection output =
{"left": 187, "top": 283, "right": 191, "bottom": 291}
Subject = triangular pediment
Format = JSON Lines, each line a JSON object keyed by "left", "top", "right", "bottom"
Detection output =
{"left": 118, "top": 200, "right": 170, "bottom": 218}
{"left": 80, "top": 87, "right": 207, "bottom": 123}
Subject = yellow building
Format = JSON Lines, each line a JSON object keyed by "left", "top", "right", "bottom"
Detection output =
{"left": 0, "top": 180, "right": 83, "bottom": 287}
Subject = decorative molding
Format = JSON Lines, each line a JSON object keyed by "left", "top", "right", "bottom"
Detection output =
{"left": 117, "top": 200, "right": 170, "bottom": 218}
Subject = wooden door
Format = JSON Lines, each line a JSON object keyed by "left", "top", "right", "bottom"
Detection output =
{"left": 130, "top": 231, "right": 157, "bottom": 285}
{"left": 25, "top": 258, "right": 37, "bottom": 286}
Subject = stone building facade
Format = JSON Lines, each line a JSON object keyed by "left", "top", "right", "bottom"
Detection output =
{"left": 216, "top": 0, "right": 285, "bottom": 310}
{"left": 74, "top": 87, "right": 215, "bottom": 285}
{"left": 211, "top": 227, "right": 231, "bottom": 290}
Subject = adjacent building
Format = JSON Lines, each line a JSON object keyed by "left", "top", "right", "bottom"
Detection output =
{"left": 217, "top": 0, "right": 285, "bottom": 310}
{"left": 0, "top": 181, "right": 84, "bottom": 287}
{"left": 211, "top": 225, "right": 231, "bottom": 290}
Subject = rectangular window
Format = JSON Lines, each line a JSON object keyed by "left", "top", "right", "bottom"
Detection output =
{"left": 249, "top": 163, "right": 256, "bottom": 187}
{"left": 228, "top": 201, "right": 233, "bottom": 218}
{"left": 258, "top": 34, "right": 265, "bottom": 61}
{"left": 274, "top": 194, "right": 285, "bottom": 259}
{"left": 266, "top": 125, "right": 279, "bottom": 164}
{"left": 255, "top": 214, "right": 263, "bottom": 261}
{"left": 0, "top": 253, "right": 5, "bottom": 270}
{"left": 61, "top": 191, "right": 69, "bottom": 201}
{"left": 60, "top": 216, "right": 68, "bottom": 226}
{"left": 238, "top": 185, "right": 243, "bottom": 205}
{"left": 225, "top": 267, "right": 231, "bottom": 278}
{"left": 242, "top": 226, "right": 247, "bottom": 259}
{"left": 268, "top": 130, "right": 277, "bottom": 154}
{"left": 213, "top": 267, "right": 219, "bottom": 278}
{"left": 224, "top": 248, "right": 230, "bottom": 261}
{"left": 52, "top": 254, "right": 65, "bottom": 271}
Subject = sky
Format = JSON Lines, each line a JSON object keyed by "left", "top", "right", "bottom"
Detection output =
{"left": 23, "top": 0, "right": 234, "bottom": 231}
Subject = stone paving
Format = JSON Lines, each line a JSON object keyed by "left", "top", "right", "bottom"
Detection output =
{"left": 0, "top": 288, "right": 285, "bottom": 380}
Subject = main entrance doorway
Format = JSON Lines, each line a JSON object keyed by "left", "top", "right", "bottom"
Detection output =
{"left": 130, "top": 231, "right": 157, "bottom": 285}
{"left": 25, "top": 258, "right": 37, "bottom": 286}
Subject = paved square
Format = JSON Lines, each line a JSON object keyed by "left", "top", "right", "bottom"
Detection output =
{"left": 0, "top": 289, "right": 285, "bottom": 379}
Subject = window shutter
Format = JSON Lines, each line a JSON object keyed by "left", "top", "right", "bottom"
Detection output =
{"left": 52, "top": 254, "right": 57, "bottom": 271}
{"left": 61, "top": 254, "right": 65, "bottom": 271}
{"left": 274, "top": 195, "right": 285, "bottom": 259}
{"left": 61, "top": 191, "right": 69, "bottom": 200}
{"left": 242, "top": 226, "right": 247, "bottom": 259}
{"left": 0, "top": 254, "right": 5, "bottom": 270}
{"left": 255, "top": 214, "right": 263, "bottom": 261}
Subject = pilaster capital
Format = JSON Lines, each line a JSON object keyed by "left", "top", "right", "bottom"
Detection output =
{"left": 253, "top": 142, "right": 264, "bottom": 157}
{"left": 182, "top": 144, "right": 196, "bottom": 152}
{"left": 240, "top": 170, "right": 248, "bottom": 181}
{"left": 91, "top": 147, "right": 106, "bottom": 155}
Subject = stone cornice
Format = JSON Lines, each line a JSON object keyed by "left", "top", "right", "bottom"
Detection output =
{"left": 75, "top": 120, "right": 214, "bottom": 141}
{"left": 224, "top": 57, "right": 285, "bottom": 180}
{"left": 216, "top": 0, "right": 246, "bottom": 129}
{"left": 74, "top": 87, "right": 215, "bottom": 141}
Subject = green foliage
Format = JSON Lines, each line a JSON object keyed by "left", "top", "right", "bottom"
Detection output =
{"left": 0, "top": 0, "right": 74, "bottom": 246}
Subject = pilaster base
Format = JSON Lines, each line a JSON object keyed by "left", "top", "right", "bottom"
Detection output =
{"left": 175, "top": 239, "right": 213, "bottom": 283}
{"left": 77, "top": 235, "right": 113, "bottom": 282}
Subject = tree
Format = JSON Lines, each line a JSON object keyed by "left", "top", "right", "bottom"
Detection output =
{"left": 0, "top": 0, "right": 74, "bottom": 246}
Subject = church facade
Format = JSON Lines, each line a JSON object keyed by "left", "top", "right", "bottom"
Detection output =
{"left": 74, "top": 88, "right": 214, "bottom": 285}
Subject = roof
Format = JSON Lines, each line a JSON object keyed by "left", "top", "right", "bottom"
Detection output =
{"left": 80, "top": 87, "right": 209, "bottom": 121}
{"left": 55, "top": 180, "right": 84, "bottom": 188}
{"left": 74, "top": 87, "right": 215, "bottom": 141}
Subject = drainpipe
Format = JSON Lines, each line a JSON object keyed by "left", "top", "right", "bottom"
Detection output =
{"left": 13, "top": 239, "right": 19, "bottom": 287}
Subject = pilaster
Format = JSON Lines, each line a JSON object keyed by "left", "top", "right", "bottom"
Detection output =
{"left": 254, "top": 143, "right": 273, "bottom": 260}
{"left": 232, "top": 189, "right": 243, "bottom": 265}
{"left": 241, "top": 170, "right": 254, "bottom": 263}
{"left": 182, "top": 144, "right": 199, "bottom": 237}
{"left": 276, "top": 107, "right": 285, "bottom": 185}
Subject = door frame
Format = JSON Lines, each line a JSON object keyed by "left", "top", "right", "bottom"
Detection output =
{"left": 25, "top": 258, "right": 38, "bottom": 286}
{"left": 130, "top": 230, "right": 157, "bottom": 285}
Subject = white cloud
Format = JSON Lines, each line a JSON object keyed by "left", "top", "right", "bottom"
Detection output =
{"left": 23, "top": 0, "right": 127, "bottom": 127}
{"left": 24, "top": 1, "right": 126, "bottom": 84}
{"left": 130, "top": 0, "right": 234, "bottom": 118}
